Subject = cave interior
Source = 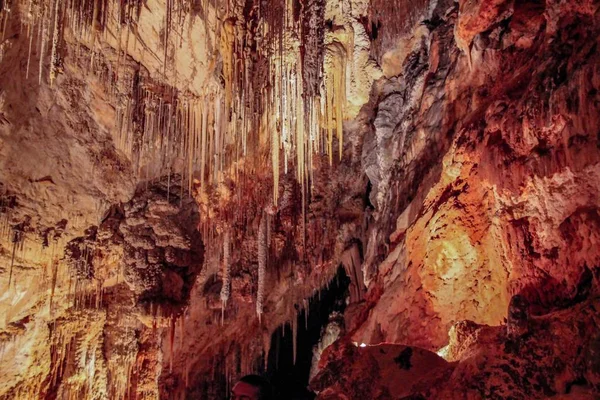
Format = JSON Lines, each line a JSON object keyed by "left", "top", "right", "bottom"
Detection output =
{"left": 1, "top": 0, "right": 600, "bottom": 399}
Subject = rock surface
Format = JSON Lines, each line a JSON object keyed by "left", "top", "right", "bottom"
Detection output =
{"left": 0, "top": 0, "right": 599, "bottom": 398}
{"left": 312, "top": 297, "right": 600, "bottom": 399}
{"left": 353, "top": 0, "right": 600, "bottom": 352}
{"left": 310, "top": 340, "right": 452, "bottom": 399}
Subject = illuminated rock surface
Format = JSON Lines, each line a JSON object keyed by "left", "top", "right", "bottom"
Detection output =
{"left": 0, "top": 0, "right": 599, "bottom": 398}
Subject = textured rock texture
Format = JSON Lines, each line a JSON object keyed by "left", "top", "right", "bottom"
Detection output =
{"left": 312, "top": 297, "right": 600, "bottom": 399}
{"left": 0, "top": 0, "right": 599, "bottom": 398}
{"left": 310, "top": 340, "right": 452, "bottom": 399}
{"left": 353, "top": 0, "right": 600, "bottom": 352}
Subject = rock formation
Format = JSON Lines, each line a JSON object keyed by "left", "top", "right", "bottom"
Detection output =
{"left": 0, "top": 0, "right": 599, "bottom": 398}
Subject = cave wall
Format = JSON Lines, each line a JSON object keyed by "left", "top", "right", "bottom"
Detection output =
{"left": 353, "top": 0, "right": 600, "bottom": 351}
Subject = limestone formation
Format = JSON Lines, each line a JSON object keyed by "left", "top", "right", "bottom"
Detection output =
{"left": 1, "top": 0, "right": 599, "bottom": 398}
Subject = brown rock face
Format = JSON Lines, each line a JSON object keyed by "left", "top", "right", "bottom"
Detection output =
{"left": 353, "top": 0, "right": 600, "bottom": 352}
{"left": 310, "top": 340, "right": 452, "bottom": 399}
{"left": 314, "top": 298, "right": 600, "bottom": 399}
{"left": 1, "top": 0, "right": 600, "bottom": 398}
{"left": 64, "top": 176, "right": 203, "bottom": 307}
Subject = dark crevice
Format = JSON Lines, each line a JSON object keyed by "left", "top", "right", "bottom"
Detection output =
{"left": 266, "top": 266, "right": 350, "bottom": 399}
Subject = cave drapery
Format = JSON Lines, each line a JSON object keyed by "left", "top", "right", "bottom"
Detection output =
{"left": 1, "top": 0, "right": 600, "bottom": 398}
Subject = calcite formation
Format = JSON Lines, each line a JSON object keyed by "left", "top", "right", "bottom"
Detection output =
{"left": 312, "top": 297, "right": 600, "bottom": 399}
{"left": 0, "top": 0, "right": 599, "bottom": 398}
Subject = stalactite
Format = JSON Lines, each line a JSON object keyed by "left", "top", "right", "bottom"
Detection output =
{"left": 184, "top": 358, "right": 189, "bottom": 389}
{"left": 49, "top": 0, "right": 60, "bottom": 86}
{"left": 292, "top": 310, "right": 298, "bottom": 365}
{"left": 256, "top": 211, "right": 267, "bottom": 321}
{"left": 163, "top": 0, "right": 171, "bottom": 75}
{"left": 3, "top": 0, "right": 348, "bottom": 211}
{"left": 38, "top": 3, "right": 47, "bottom": 85}
{"left": 304, "top": 299, "right": 308, "bottom": 330}
{"left": 271, "top": 105, "right": 280, "bottom": 205}
{"left": 200, "top": 98, "right": 208, "bottom": 192}
{"left": 49, "top": 241, "right": 58, "bottom": 312}
{"left": 7, "top": 230, "right": 18, "bottom": 288}
{"left": 219, "top": 229, "right": 231, "bottom": 324}
{"left": 0, "top": 2, "right": 361, "bottom": 392}
{"left": 169, "top": 315, "right": 175, "bottom": 373}
{"left": 1, "top": 0, "right": 10, "bottom": 42}
{"left": 263, "top": 333, "right": 271, "bottom": 370}
{"left": 25, "top": 4, "right": 34, "bottom": 79}
{"left": 180, "top": 310, "right": 185, "bottom": 350}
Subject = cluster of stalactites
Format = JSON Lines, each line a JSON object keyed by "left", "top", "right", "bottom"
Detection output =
{"left": 3, "top": 0, "right": 144, "bottom": 84}
{"left": 259, "top": 0, "right": 347, "bottom": 205}
{"left": 2, "top": 0, "right": 352, "bottom": 335}
{"left": 1, "top": 0, "right": 206, "bottom": 179}
{"left": 0, "top": 0, "right": 60, "bottom": 83}
{"left": 114, "top": 87, "right": 226, "bottom": 196}
{"left": 38, "top": 311, "right": 111, "bottom": 400}
{"left": 0, "top": 204, "right": 74, "bottom": 323}
{"left": 3, "top": 0, "right": 349, "bottom": 207}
